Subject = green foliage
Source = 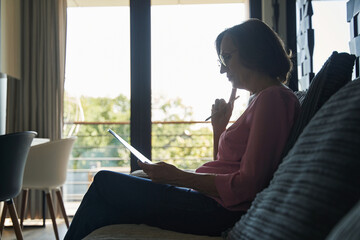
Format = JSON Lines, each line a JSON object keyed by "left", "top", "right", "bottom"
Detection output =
{"left": 64, "top": 92, "right": 213, "bottom": 171}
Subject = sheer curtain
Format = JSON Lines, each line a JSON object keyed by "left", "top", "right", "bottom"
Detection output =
{"left": 6, "top": 0, "right": 67, "bottom": 220}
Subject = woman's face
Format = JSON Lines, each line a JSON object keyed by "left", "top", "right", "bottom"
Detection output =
{"left": 219, "top": 34, "right": 251, "bottom": 90}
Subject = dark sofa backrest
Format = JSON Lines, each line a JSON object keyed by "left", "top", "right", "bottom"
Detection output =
{"left": 281, "top": 52, "right": 356, "bottom": 159}
{"left": 227, "top": 78, "right": 360, "bottom": 240}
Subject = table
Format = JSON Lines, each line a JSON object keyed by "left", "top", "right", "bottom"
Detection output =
{"left": 31, "top": 138, "right": 50, "bottom": 146}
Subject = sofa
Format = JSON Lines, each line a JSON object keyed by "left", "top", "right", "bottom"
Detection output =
{"left": 83, "top": 52, "right": 360, "bottom": 240}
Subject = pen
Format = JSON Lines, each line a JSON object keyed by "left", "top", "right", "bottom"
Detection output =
{"left": 204, "top": 96, "right": 239, "bottom": 121}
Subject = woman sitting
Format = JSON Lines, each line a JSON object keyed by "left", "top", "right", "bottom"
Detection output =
{"left": 64, "top": 19, "right": 300, "bottom": 240}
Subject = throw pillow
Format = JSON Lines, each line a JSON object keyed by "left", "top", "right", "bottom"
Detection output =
{"left": 282, "top": 52, "right": 355, "bottom": 158}
{"left": 227, "top": 78, "right": 360, "bottom": 240}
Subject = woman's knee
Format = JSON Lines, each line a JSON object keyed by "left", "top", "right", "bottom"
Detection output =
{"left": 94, "top": 170, "right": 111, "bottom": 177}
{"left": 93, "top": 170, "right": 123, "bottom": 186}
{"left": 94, "top": 169, "right": 124, "bottom": 179}
{"left": 93, "top": 170, "right": 110, "bottom": 182}
{"left": 93, "top": 170, "right": 137, "bottom": 187}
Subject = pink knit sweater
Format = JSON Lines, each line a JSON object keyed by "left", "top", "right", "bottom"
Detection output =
{"left": 196, "top": 85, "right": 300, "bottom": 211}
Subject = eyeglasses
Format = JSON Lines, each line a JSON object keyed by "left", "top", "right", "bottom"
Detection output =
{"left": 218, "top": 49, "right": 238, "bottom": 67}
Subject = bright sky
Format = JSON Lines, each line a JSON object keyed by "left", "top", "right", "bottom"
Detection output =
{"left": 65, "top": 1, "right": 349, "bottom": 121}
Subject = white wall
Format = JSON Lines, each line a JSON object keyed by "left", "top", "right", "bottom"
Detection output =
{"left": 0, "top": 0, "right": 21, "bottom": 135}
{"left": 1, "top": 0, "right": 21, "bottom": 79}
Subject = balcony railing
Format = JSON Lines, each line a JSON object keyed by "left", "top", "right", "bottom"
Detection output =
{"left": 63, "top": 121, "right": 214, "bottom": 215}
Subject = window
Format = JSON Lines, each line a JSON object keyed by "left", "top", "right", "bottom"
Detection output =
{"left": 63, "top": 0, "right": 248, "bottom": 214}
{"left": 296, "top": 0, "right": 349, "bottom": 90}
{"left": 151, "top": 2, "right": 248, "bottom": 168}
{"left": 312, "top": 1, "right": 349, "bottom": 74}
{"left": 64, "top": 4, "right": 130, "bottom": 215}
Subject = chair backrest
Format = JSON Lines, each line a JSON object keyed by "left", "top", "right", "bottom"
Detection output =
{"left": 0, "top": 131, "right": 37, "bottom": 201}
{"left": 22, "top": 137, "right": 77, "bottom": 189}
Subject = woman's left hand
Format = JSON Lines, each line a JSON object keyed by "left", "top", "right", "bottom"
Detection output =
{"left": 211, "top": 88, "right": 237, "bottom": 133}
{"left": 138, "top": 161, "right": 219, "bottom": 197}
{"left": 137, "top": 161, "right": 184, "bottom": 185}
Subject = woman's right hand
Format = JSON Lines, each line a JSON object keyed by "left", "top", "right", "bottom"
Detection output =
{"left": 211, "top": 88, "right": 237, "bottom": 133}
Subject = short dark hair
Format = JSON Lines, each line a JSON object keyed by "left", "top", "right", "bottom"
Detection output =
{"left": 216, "top": 19, "right": 293, "bottom": 83}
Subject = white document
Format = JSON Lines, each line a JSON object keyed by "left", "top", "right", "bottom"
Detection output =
{"left": 108, "top": 129, "right": 153, "bottom": 164}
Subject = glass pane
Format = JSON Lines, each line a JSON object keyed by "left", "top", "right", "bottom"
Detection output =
{"left": 312, "top": 1, "right": 349, "bottom": 74}
{"left": 151, "top": 3, "right": 247, "bottom": 168}
{"left": 64, "top": 5, "right": 130, "bottom": 215}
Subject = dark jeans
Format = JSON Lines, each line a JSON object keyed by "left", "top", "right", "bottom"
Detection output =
{"left": 64, "top": 170, "right": 244, "bottom": 240}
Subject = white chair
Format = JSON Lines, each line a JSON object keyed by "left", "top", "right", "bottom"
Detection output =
{"left": 19, "top": 137, "right": 76, "bottom": 240}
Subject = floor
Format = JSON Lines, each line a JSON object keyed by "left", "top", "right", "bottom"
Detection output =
{"left": 2, "top": 218, "right": 71, "bottom": 240}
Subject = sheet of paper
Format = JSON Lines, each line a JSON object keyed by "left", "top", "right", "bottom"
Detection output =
{"left": 108, "top": 129, "right": 153, "bottom": 164}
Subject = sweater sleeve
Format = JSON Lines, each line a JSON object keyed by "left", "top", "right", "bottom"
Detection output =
{"left": 214, "top": 90, "right": 298, "bottom": 209}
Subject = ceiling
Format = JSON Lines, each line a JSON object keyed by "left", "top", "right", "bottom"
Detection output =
{"left": 67, "top": 0, "right": 245, "bottom": 7}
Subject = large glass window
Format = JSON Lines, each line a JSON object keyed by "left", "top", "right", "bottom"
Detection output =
{"left": 151, "top": 3, "right": 248, "bottom": 168}
{"left": 296, "top": 0, "right": 349, "bottom": 90}
{"left": 64, "top": 5, "right": 130, "bottom": 215}
{"left": 63, "top": 1, "right": 248, "bottom": 214}
{"left": 312, "top": 1, "right": 349, "bottom": 74}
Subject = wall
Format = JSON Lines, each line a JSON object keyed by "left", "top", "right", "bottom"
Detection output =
{"left": 0, "top": 0, "right": 22, "bottom": 134}
{"left": 0, "top": 74, "right": 6, "bottom": 134}
{"left": 1, "top": 0, "right": 21, "bottom": 79}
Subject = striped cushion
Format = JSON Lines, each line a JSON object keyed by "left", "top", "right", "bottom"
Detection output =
{"left": 282, "top": 52, "right": 355, "bottom": 158}
{"left": 325, "top": 200, "right": 360, "bottom": 240}
{"left": 294, "top": 90, "right": 307, "bottom": 105}
{"left": 227, "top": 79, "right": 360, "bottom": 240}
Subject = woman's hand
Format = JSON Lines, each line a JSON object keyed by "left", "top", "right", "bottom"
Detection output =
{"left": 211, "top": 88, "right": 237, "bottom": 133}
{"left": 137, "top": 161, "right": 183, "bottom": 185}
{"left": 138, "top": 161, "right": 220, "bottom": 197}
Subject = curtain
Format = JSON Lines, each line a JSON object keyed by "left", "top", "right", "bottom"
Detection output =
{"left": 6, "top": 0, "right": 67, "bottom": 220}
{"left": 6, "top": 0, "right": 67, "bottom": 140}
